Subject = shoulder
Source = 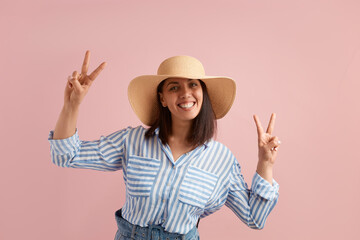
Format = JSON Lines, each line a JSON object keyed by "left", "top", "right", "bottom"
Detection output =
{"left": 108, "top": 125, "right": 147, "bottom": 140}
{"left": 117, "top": 125, "right": 147, "bottom": 137}
{"left": 204, "top": 139, "right": 237, "bottom": 163}
{"left": 125, "top": 125, "right": 155, "bottom": 143}
{"left": 206, "top": 139, "right": 233, "bottom": 153}
{"left": 130, "top": 125, "right": 147, "bottom": 133}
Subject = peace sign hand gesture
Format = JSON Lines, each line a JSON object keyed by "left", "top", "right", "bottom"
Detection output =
{"left": 64, "top": 50, "right": 107, "bottom": 108}
{"left": 253, "top": 113, "right": 281, "bottom": 165}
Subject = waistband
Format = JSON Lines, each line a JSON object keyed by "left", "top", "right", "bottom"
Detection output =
{"left": 115, "top": 209, "right": 198, "bottom": 240}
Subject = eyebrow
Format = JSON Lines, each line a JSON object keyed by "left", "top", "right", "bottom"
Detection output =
{"left": 166, "top": 79, "right": 198, "bottom": 87}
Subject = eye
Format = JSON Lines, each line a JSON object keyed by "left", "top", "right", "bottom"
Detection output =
{"left": 169, "top": 86, "right": 179, "bottom": 91}
{"left": 189, "top": 82, "right": 198, "bottom": 87}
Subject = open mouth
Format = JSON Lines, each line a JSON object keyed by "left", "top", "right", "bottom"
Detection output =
{"left": 178, "top": 102, "right": 195, "bottom": 109}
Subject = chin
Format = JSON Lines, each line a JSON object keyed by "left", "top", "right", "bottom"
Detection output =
{"left": 179, "top": 113, "right": 200, "bottom": 122}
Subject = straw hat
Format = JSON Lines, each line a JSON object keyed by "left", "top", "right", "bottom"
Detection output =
{"left": 128, "top": 55, "right": 236, "bottom": 126}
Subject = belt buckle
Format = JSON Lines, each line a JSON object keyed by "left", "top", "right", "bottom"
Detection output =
{"left": 147, "top": 224, "right": 164, "bottom": 240}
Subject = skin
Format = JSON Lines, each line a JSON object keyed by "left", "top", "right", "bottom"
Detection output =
{"left": 159, "top": 78, "right": 204, "bottom": 161}
{"left": 159, "top": 78, "right": 203, "bottom": 132}
{"left": 159, "top": 78, "right": 281, "bottom": 185}
{"left": 253, "top": 113, "right": 281, "bottom": 185}
{"left": 54, "top": 50, "right": 280, "bottom": 184}
{"left": 53, "top": 50, "right": 106, "bottom": 139}
{"left": 65, "top": 50, "right": 107, "bottom": 108}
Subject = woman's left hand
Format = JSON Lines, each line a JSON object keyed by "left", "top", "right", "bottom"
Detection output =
{"left": 253, "top": 113, "right": 281, "bottom": 165}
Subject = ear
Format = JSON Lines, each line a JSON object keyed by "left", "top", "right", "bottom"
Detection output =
{"left": 159, "top": 92, "right": 167, "bottom": 107}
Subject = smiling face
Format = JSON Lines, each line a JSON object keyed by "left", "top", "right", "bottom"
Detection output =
{"left": 159, "top": 78, "right": 203, "bottom": 124}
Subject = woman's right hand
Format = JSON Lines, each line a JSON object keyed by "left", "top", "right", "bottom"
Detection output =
{"left": 65, "top": 50, "right": 107, "bottom": 108}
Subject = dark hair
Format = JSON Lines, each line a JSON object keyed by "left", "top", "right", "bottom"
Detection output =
{"left": 145, "top": 79, "right": 217, "bottom": 147}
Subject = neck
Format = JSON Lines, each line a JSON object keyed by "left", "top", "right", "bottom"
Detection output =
{"left": 169, "top": 118, "right": 193, "bottom": 145}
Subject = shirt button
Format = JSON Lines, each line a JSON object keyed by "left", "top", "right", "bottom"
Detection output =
{"left": 173, "top": 165, "right": 175, "bottom": 169}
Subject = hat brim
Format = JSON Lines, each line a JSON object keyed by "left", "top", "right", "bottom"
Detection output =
{"left": 128, "top": 75, "right": 236, "bottom": 126}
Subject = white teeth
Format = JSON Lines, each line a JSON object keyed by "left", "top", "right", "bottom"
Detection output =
{"left": 179, "top": 102, "right": 195, "bottom": 108}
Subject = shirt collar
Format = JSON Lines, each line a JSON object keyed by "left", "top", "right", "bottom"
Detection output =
{"left": 154, "top": 127, "right": 160, "bottom": 136}
{"left": 154, "top": 127, "right": 212, "bottom": 148}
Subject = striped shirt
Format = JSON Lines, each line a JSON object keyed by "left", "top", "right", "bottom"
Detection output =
{"left": 48, "top": 126, "right": 279, "bottom": 234}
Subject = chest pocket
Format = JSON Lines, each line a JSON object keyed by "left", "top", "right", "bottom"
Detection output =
{"left": 126, "top": 155, "right": 160, "bottom": 197}
{"left": 179, "top": 166, "right": 219, "bottom": 209}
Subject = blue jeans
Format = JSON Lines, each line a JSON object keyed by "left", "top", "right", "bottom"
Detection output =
{"left": 114, "top": 209, "right": 200, "bottom": 240}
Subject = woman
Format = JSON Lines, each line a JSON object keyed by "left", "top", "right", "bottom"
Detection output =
{"left": 48, "top": 51, "right": 281, "bottom": 240}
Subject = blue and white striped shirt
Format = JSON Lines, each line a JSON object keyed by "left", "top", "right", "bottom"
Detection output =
{"left": 48, "top": 126, "right": 279, "bottom": 234}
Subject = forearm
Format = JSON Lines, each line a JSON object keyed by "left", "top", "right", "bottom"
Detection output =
{"left": 226, "top": 191, "right": 278, "bottom": 229}
{"left": 226, "top": 173, "right": 279, "bottom": 229}
{"left": 256, "top": 161, "right": 274, "bottom": 185}
{"left": 53, "top": 104, "right": 80, "bottom": 139}
{"left": 225, "top": 159, "right": 279, "bottom": 229}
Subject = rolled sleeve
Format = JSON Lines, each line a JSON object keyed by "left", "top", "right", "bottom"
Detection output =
{"left": 251, "top": 172, "right": 279, "bottom": 201}
{"left": 47, "top": 127, "right": 131, "bottom": 171}
{"left": 225, "top": 159, "right": 279, "bottom": 229}
{"left": 48, "top": 129, "right": 81, "bottom": 155}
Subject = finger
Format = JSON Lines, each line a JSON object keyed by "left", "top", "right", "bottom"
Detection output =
{"left": 266, "top": 113, "right": 276, "bottom": 135}
{"left": 69, "top": 71, "right": 82, "bottom": 91}
{"left": 68, "top": 71, "right": 77, "bottom": 88}
{"left": 81, "top": 50, "right": 90, "bottom": 75}
{"left": 269, "top": 136, "right": 281, "bottom": 150}
{"left": 88, "top": 62, "right": 107, "bottom": 81}
{"left": 253, "top": 114, "right": 264, "bottom": 136}
{"left": 271, "top": 145, "right": 280, "bottom": 151}
{"left": 270, "top": 147, "right": 279, "bottom": 151}
{"left": 67, "top": 76, "right": 73, "bottom": 89}
{"left": 71, "top": 71, "right": 78, "bottom": 79}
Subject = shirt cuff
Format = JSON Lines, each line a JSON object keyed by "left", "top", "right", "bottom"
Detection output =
{"left": 251, "top": 172, "right": 279, "bottom": 201}
{"left": 48, "top": 129, "right": 81, "bottom": 155}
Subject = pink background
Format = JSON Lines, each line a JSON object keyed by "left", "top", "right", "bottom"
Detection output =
{"left": 1, "top": 0, "right": 359, "bottom": 239}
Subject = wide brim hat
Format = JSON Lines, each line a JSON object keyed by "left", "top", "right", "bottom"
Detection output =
{"left": 128, "top": 55, "right": 236, "bottom": 126}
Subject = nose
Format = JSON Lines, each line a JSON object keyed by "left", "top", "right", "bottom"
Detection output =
{"left": 180, "top": 85, "right": 191, "bottom": 98}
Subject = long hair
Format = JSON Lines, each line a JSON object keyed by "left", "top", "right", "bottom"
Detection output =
{"left": 145, "top": 79, "right": 217, "bottom": 146}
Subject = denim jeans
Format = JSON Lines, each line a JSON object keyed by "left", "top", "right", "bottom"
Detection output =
{"left": 114, "top": 209, "right": 200, "bottom": 240}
